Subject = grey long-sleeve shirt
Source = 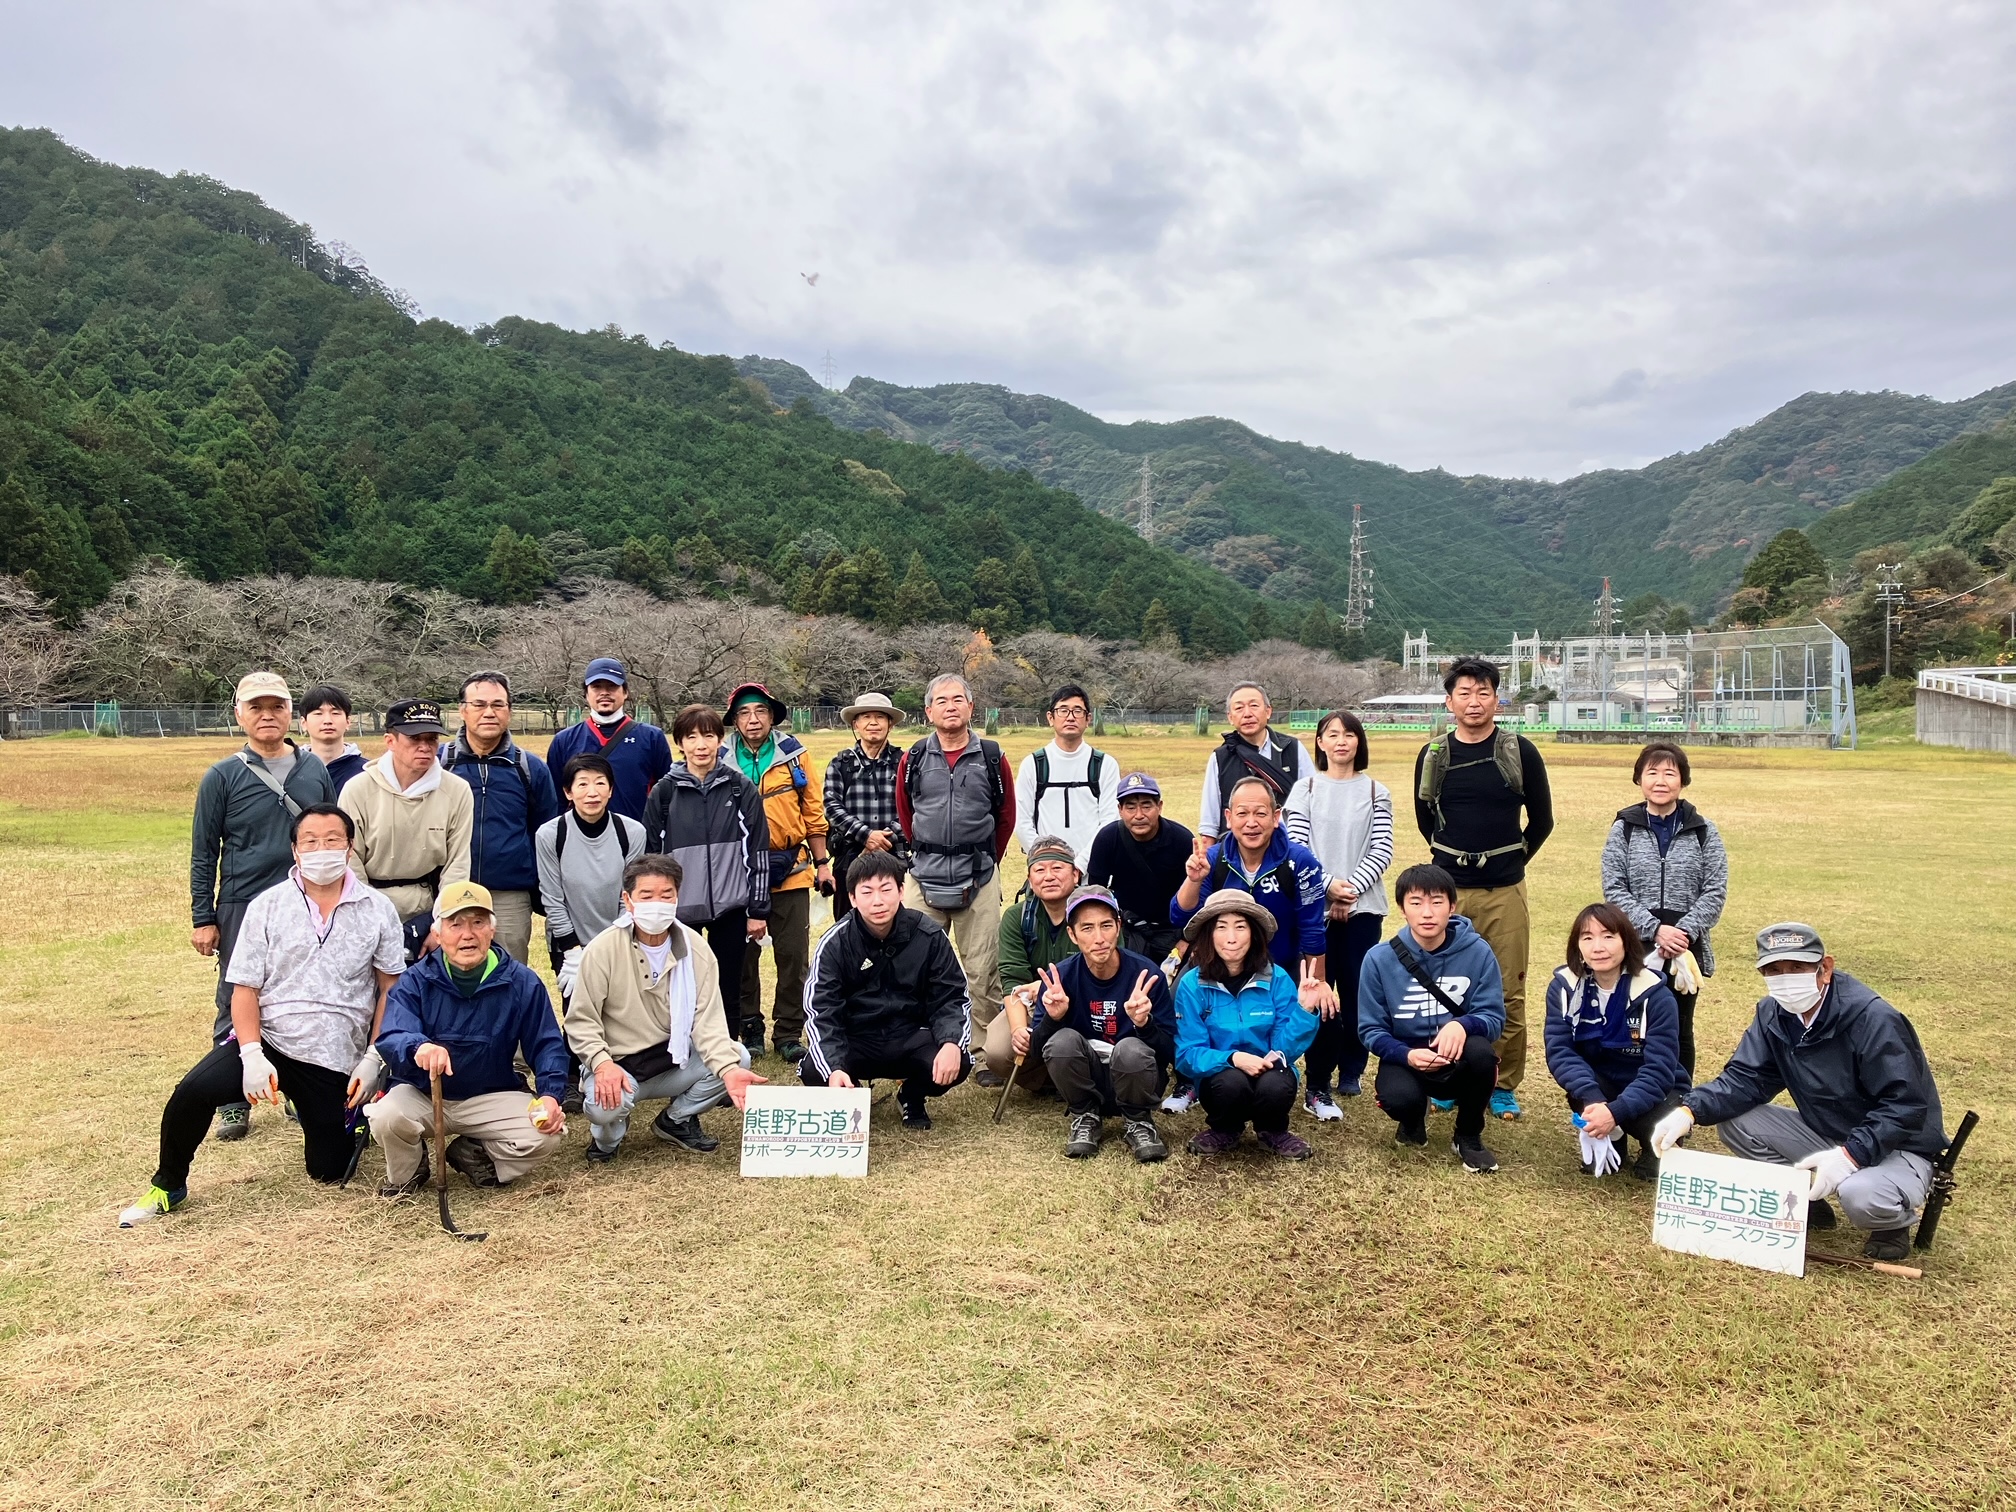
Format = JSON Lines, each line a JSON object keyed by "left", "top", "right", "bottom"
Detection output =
{"left": 536, "top": 809, "right": 647, "bottom": 953}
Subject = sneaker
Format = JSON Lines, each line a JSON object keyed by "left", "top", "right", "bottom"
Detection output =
{"left": 898, "top": 1090, "right": 933, "bottom": 1130}
{"left": 214, "top": 1104, "right": 250, "bottom": 1141}
{"left": 1161, "top": 1080, "right": 1198, "bottom": 1115}
{"left": 740, "top": 1021, "right": 766, "bottom": 1052}
{"left": 1631, "top": 1142, "right": 1660, "bottom": 1182}
{"left": 975, "top": 1068, "right": 1006, "bottom": 1090}
{"left": 376, "top": 1148, "right": 430, "bottom": 1197}
{"left": 778, "top": 1040, "right": 807, "bottom": 1065}
{"left": 1863, "top": 1226, "right": 1912, "bottom": 1263}
{"left": 1429, "top": 1098, "right": 1455, "bottom": 1113}
{"left": 283, "top": 1097, "right": 300, "bottom": 1125}
{"left": 1807, "top": 1199, "right": 1838, "bottom": 1231}
{"left": 1304, "top": 1089, "right": 1343, "bottom": 1122}
{"left": 561, "top": 1088, "right": 585, "bottom": 1117}
{"left": 118, "top": 1185, "right": 187, "bottom": 1227}
{"left": 1187, "top": 1127, "right": 1240, "bottom": 1155}
{"left": 1122, "top": 1117, "right": 1168, "bottom": 1163}
{"left": 652, "top": 1111, "right": 720, "bottom": 1152}
{"left": 1452, "top": 1136, "right": 1499, "bottom": 1174}
{"left": 1394, "top": 1117, "right": 1429, "bottom": 1147}
{"left": 1336, "top": 1078, "right": 1363, "bottom": 1098}
{"left": 1064, "top": 1112, "right": 1102, "bottom": 1159}
{"left": 1257, "top": 1128, "right": 1314, "bottom": 1161}
{"left": 584, "top": 1140, "right": 619, "bottom": 1165}
{"left": 1489, "top": 1088, "right": 1523, "bottom": 1121}
{"left": 445, "top": 1135, "right": 501, "bottom": 1187}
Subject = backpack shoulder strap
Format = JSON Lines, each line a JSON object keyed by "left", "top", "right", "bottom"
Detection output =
{"left": 1493, "top": 728, "right": 1525, "bottom": 798}
{"left": 1020, "top": 892, "right": 1040, "bottom": 960}
{"left": 902, "top": 738, "right": 930, "bottom": 808}
{"left": 981, "top": 739, "right": 1006, "bottom": 816}
{"left": 1086, "top": 747, "right": 1104, "bottom": 798}
{"left": 1032, "top": 747, "right": 1051, "bottom": 812}
{"left": 1387, "top": 936, "right": 1466, "bottom": 1017}
{"left": 552, "top": 810, "right": 568, "bottom": 865}
{"left": 236, "top": 750, "right": 303, "bottom": 818}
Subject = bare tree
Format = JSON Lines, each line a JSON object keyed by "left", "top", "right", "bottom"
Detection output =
{"left": 0, "top": 576, "right": 75, "bottom": 709}
{"left": 1108, "top": 643, "right": 1206, "bottom": 714}
{"left": 1203, "top": 640, "right": 1384, "bottom": 713}
{"left": 72, "top": 563, "right": 242, "bottom": 702}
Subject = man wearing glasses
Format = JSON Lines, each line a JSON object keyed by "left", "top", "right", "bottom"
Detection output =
{"left": 439, "top": 671, "right": 559, "bottom": 964}
{"left": 1012, "top": 683, "right": 1119, "bottom": 871}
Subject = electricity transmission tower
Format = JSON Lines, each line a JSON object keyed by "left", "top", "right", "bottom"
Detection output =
{"left": 1594, "top": 577, "right": 1618, "bottom": 636}
{"left": 1135, "top": 457, "right": 1155, "bottom": 542}
{"left": 1877, "top": 562, "right": 1906, "bottom": 678}
{"left": 820, "top": 349, "right": 837, "bottom": 391}
{"left": 1345, "top": 502, "right": 1373, "bottom": 632}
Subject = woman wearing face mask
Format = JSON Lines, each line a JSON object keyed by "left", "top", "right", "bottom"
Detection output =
{"left": 1543, "top": 902, "right": 1688, "bottom": 1181}
{"left": 640, "top": 705, "right": 772, "bottom": 1038}
{"left": 1601, "top": 741, "right": 1727, "bottom": 1076}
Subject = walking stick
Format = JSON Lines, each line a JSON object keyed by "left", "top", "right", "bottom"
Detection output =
{"left": 992, "top": 1053, "right": 1022, "bottom": 1123}
{"left": 1806, "top": 1249, "right": 1921, "bottom": 1281}
{"left": 430, "top": 1066, "right": 487, "bottom": 1242}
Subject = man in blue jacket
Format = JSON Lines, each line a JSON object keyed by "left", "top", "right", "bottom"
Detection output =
{"left": 439, "top": 670, "right": 558, "bottom": 965}
{"left": 1026, "top": 885, "right": 1175, "bottom": 1163}
{"left": 366, "top": 881, "right": 570, "bottom": 1192}
{"left": 1358, "top": 864, "right": 1505, "bottom": 1174}
{"left": 546, "top": 658, "right": 673, "bottom": 823}
{"left": 1171, "top": 775, "right": 1331, "bottom": 982}
{"left": 1651, "top": 922, "right": 1947, "bottom": 1264}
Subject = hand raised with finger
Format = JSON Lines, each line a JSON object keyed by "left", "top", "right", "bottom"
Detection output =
{"left": 1296, "top": 958, "right": 1330, "bottom": 1013}
{"left": 1184, "top": 835, "right": 1212, "bottom": 884}
{"left": 1124, "top": 969, "right": 1155, "bottom": 1027}
{"left": 1039, "top": 964, "right": 1070, "bottom": 1020}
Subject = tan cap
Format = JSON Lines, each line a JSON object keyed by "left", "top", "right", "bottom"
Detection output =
{"left": 234, "top": 671, "right": 291, "bottom": 704}
{"left": 433, "top": 880, "right": 495, "bottom": 921}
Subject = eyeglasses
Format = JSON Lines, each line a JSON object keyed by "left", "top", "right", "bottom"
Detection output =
{"left": 1051, "top": 706, "right": 1089, "bottom": 719}
{"left": 463, "top": 700, "right": 510, "bottom": 713}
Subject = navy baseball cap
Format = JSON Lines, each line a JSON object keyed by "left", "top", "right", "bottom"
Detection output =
{"left": 583, "top": 657, "right": 628, "bottom": 688}
{"left": 1115, "top": 771, "right": 1162, "bottom": 801}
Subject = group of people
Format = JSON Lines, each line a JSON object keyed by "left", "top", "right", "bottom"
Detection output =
{"left": 127, "top": 655, "right": 1952, "bottom": 1266}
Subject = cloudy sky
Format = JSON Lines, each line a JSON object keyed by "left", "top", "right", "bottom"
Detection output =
{"left": 9, "top": 1, "right": 2015, "bottom": 478}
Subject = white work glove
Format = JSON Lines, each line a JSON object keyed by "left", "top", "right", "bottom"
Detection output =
{"left": 1578, "top": 1127, "right": 1622, "bottom": 1178}
{"left": 1794, "top": 1145, "right": 1858, "bottom": 1202}
{"left": 1650, "top": 1105, "right": 1695, "bottom": 1156}
{"left": 239, "top": 1040, "right": 280, "bottom": 1104}
{"left": 556, "top": 945, "right": 584, "bottom": 998}
{"left": 347, "top": 1047, "right": 385, "bottom": 1103}
{"left": 1669, "top": 949, "right": 1703, "bottom": 996}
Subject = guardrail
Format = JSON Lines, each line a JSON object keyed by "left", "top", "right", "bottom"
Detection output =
{"left": 1918, "top": 667, "right": 2016, "bottom": 709}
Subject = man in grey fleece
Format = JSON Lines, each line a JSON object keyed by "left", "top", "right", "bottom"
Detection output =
{"left": 188, "top": 671, "right": 336, "bottom": 1140}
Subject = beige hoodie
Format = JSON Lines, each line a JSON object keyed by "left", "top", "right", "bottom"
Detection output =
{"left": 339, "top": 753, "right": 473, "bottom": 919}
{"left": 568, "top": 919, "right": 737, "bottom": 1075}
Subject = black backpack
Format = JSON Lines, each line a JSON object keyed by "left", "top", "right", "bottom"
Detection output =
{"left": 902, "top": 737, "right": 1007, "bottom": 823}
{"left": 1031, "top": 746, "right": 1106, "bottom": 824}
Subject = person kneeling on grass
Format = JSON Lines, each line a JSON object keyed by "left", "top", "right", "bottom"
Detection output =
{"left": 365, "top": 881, "right": 570, "bottom": 1192}
{"left": 568, "top": 854, "right": 767, "bottom": 1161}
{"left": 121, "top": 803, "right": 405, "bottom": 1227}
{"left": 1356, "top": 865, "right": 1505, "bottom": 1175}
{"left": 801, "top": 851, "right": 971, "bottom": 1129}
{"left": 1171, "top": 890, "right": 1325, "bottom": 1160}
{"left": 1649, "top": 922, "right": 1947, "bottom": 1265}
{"left": 1542, "top": 902, "right": 1687, "bottom": 1182}
{"left": 1025, "top": 885, "right": 1175, "bottom": 1163}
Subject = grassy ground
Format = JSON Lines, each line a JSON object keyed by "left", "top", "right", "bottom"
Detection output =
{"left": 1, "top": 728, "right": 2010, "bottom": 1510}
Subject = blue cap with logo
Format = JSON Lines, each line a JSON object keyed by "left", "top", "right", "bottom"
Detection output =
{"left": 1115, "top": 771, "right": 1162, "bottom": 801}
{"left": 583, "top": 657, "right": 628, "bottom": 688}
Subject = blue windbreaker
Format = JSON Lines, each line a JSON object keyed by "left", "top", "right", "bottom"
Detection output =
{"left": 440, "top": 734, "right": 559, "bottom": 893}
{"left": 1169, "top": 827, "right": 1328, "bottom": 968}
{"left": 375, "top": 947, "right": 570, "bottom": 1103}
{"left": 1542, "top": 966, "right": 1688, "bottom": 1125}
{"left": 1172, "top": 964, "right": 1320, "bottom": 1081}
{"left": 547, "top": 716, "right": 674, "bottom": 823}
{"left": 1356, "top": 916, "right": 1505, "bottom": 1063}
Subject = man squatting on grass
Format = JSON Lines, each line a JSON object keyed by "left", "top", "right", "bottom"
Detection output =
{"left": 567, "top": 854, "right": 766, "bottom": 1161}
{"left": 1651, "top": 922, "right": 1948, "bottom": 1265}
{"left": 984, "top": 833, "right": 1082, "bottom": 1094}
{"left": 124, "top": 803, "right": 404, "bottom": 1226}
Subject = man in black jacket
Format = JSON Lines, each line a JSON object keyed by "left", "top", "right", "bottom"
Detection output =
{"left": 1650, "top": 922, "right": 1947, "bottom": 1264}
{"left": 1413, "top": 656, "right": 1552, "bottom": 1120}
{"left": 801, "top": 851, "right": 971, "bottom": 1129}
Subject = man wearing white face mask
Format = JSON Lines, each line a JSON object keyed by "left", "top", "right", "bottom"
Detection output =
{"left": 1650, "top": 921, "right": 1947, "bottom": 1263}
{"left": 120, "top": 804, "right": 406, "bottom": 1227}
{"left": 566, "top": 854, "right": 767, "bottom": 1161}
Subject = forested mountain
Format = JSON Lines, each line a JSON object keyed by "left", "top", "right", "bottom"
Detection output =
{"left": 740, "top": 358, "right": 2016, "bottom": 643}
{"left": 0, "top": 128, "right": 1258, "bottom": 652}
{"left": 1808, "top": 416, "right": 2016, "bottom": 562}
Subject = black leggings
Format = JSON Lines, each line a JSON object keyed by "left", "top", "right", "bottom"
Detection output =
{"left": 1309, "top": 913, "right": 1381, "bottom": 1092}
{"left": 696, "top": 911, "right": 748, "bottom": 1036}
{"left": 1374, "top": 1035, "right": 1498, "bottom": 1140}
{"left": 1670, "top": 991, "right": 1698, "bottom": 1078}
{"left": 153, "top": 1041, "right": 353, "bottom": 1191}
{"left": 1198, "top": 1064, "right": 1298, "bottom": 1135}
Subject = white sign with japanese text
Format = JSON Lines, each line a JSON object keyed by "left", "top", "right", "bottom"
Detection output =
{"left": 1653, "top": 1145, "right": 1810, "bottom": 1277}
{"left": 739, "top": 1086, "right": 871, "bottom": 1178}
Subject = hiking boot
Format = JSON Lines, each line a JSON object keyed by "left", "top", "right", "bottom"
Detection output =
{"left": 1452, "top": 1135, "right": 1499, "bottom": 1174}
{"left": 214, "top": 1103, "right": 251, "bottom": 1141}
{"left": 1336, "top": 1078, "right": 1363, "bottom": 1098}
{"left": 1161, "top": 1079, "right": 1198, "bottom": 1115}
{"left": 898, "top": 1088, "right": 933, "bottom": 1130}
{"left": 1064, "top": 1111, "right": 1102, "bottom": 1159}
{"left": 1429, "top": 1098, "right": 1455, "bottom": 1113}
{"left": 1122, "top": 1117, "right": 1168, "bottom": 1163}
{"left": 1257, "top": 1129, "right": 1314, "bottom": 1161}
{"left": 652, "top": 1111, "right": 720, "bottom": 1152}
{"left": 445, "top": 1135, "right": 500, "bottom": 1188}
{"left": 561, "top": 1088, "right": 585, "bottom": 1117}
{"left": 118, "top": 1185, "right": 186, "bottom": 1228}
{"left": 584, "top": 1139, "right": 619, "bottom": 1165}
{"left": 283, "top": 1097, "right": 300, "bottom": 1125}
{"left": 975, "top": 1067, "right": 1006, "bottom": 1090}
{"left": 778, "top": 1040, "right": 807, "bottom": 1065}
{"left": 740, "top": 1021, "right": 766, "bottom": 1053}
{"left": 1394, "top": 1117, "right": 1429, "bottom": 1147}
{"left": 1863, "top": 1226, "right": 1912, "bottom": 1263}
{"left": 1807, "top": 1199, "right": 1839, "bottom": 1231}
{"left": 1631, "top": 1142, "right": 1660, "bottom": 1182}
{"left": 1187, "top": 1127, "right": 1240, "bottom": 1156}
{"left": 1303, "top": 1088, "right": 1343, "bottom": 1122}
{"left": 376, "top": 1148, "right": 430, "bottom": 1197}
{"left": 1489, "top": 1088, "right": 1523, "bottom": 1121}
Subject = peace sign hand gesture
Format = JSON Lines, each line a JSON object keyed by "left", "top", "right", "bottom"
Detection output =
{"left": 1123, "top": 969, "right": 1156, "bottom": 1028}
{"left": 1037, "top": 963, "right": 1070, "bottom": 1021}
{"left": 1184, "top": 834, "right": 1212, "bottom": 885}
{"left": 1298, "top": 958, "right": 1339, "bottom": 1018}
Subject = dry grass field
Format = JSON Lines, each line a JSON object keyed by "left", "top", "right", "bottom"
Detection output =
{"left": 1, "top": 725, "right": 2011, "bottom": 1510}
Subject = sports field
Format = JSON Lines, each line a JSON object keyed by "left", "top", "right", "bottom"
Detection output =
{"left": 2, "top": 727, "right": 2010, "bottom": 1510}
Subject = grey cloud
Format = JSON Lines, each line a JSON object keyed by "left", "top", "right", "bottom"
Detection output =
{"left": 533, "top": 0, "right": 690, "bottom": 156}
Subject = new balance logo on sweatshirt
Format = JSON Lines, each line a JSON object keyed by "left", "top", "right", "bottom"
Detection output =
{"left": 1394, "top": 977, "right": 1473, "bottom": 1023}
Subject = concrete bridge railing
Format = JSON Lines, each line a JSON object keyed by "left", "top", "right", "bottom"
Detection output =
{"left": 1916, "top": 666, "right": 2016, "bottom": 756}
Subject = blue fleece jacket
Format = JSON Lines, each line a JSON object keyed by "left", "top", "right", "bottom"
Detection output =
{"left": 1169, "top": 827, "right": 1328, "bottom": 968}
{"left": 1172, "top": 964, "right": 1320, "bottom": 1081}
{"left": 548, "top": 716, "right": 674, "bottom": 823}
{"left": 375, "top": 948, "right": 570, "bottom": 1103}
{"left": 440, "top": 734, "right": 559, "bottom": 893}
{"left": 1542, "top": 966, "right": 1688, "bottom": 1125}
{"left": 1356, "top": 917, "right": 1505, "bottom": 1063}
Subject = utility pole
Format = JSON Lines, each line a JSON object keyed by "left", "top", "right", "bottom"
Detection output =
{"left": 1135, "top": 456, "right": 1154, "bottom": 543}
{"left": 1403, "top": 630, "right": 1432, "bottom": 685}
{"left": 1876, "top": 563, "right": 1906, "bottom": 678}
{"left": 1594, "top": 577, "right": 1618, "bottom": 637}
{"left": 1345, "top": 502, "right": 1372, "bottom": 633}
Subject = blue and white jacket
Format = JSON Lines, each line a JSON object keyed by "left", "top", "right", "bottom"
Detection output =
{"left": 1356, "top": 917, "right": 1505, "bottom": 1063}
{"left": 1169, "top": 828, "right": 1328, "bottom": 968}
{"left": 1172, "top": 964, "right": 1320, "bottom": 1082}
{"left": 1543, "top": 965, "right": 1688, "bottom": 1125}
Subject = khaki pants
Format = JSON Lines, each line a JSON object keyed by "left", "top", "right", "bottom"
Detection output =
{"left": 742, "top": 887, "right": 812, "bottom": 1043}
{"left": 1457, "top": 880, "right": 1530, "bottom": 1092}
{"left": 365, "top": 1083, "right": 563, "bottom": 1186}
{"left": 904, "top": 871, "right": 1002, "bottom": 1042}
{"left": 982, "top": 1011, "right": 1051, "bottom": 1093}
{"left": 489, "top": 889, "right": 535, "bottom": 964}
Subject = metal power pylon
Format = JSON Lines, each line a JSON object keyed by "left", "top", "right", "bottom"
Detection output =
{"left": 1135, "top": 456, "right": 1154, "bottom": 542}
{"left": 1345, "top": 502, "right": 1373, "bottom": 633}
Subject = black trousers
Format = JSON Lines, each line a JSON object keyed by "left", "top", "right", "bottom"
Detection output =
{"left": 798, "top": 1023, "right": 971, "bottom": 1103}
{"left": 1670, "top": 991, "right": 1698, "bottom": 1078}
{"left": 154, "top": 1041, "right": 352, "bottom": 1191}
{"left": 695, "top": 911, "right": 748, "bottom": 1037}
{"left": 1563, "top": 1073, "right": 1687, "bottom": 1146}
{"left": 1309, "top": 913, "right": 1381, "bottom": 1092}
{"left": 1198, "top": 1064, "right": 1298, "bottom": 1134}
{"left": 1374, "top": 1035, "right": 1498, "bottom": 1140}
